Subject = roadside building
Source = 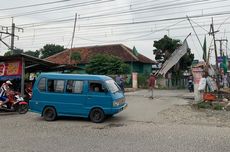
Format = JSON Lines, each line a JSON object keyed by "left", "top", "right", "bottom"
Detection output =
{"left": 46, "top": 44, "right": 156, "bottom": 74}
{"left": 0, "top": 54, "right": 80, "bottom": 95}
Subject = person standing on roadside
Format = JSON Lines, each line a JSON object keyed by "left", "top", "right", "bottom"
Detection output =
{"left": 115, "top": 74, "right": 124, "bottom": 92}
{"left": 148, "top": 73, "right": 156, "bottom": 99}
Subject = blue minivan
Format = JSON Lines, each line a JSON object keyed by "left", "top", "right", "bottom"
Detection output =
{"left": 29, "top": 73, "right": 127, "bottom": 123}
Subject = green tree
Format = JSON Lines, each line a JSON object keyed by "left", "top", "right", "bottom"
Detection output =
{"left": 4, "top": 51, "right": 12, "bottom": 56}
{"left": 153, "top": 35, "right": 194, "bottom": 87}
{"left": 40, "top": 44, "right": 65, "bottom": 59}
{"left": 4, "top": 48, "right": 23, "bottom": 56}
{"left": 71, "top": 52, "right": 81, "bottom": 64}
{"left": 24, "top": 50, "right": 40, "bottom": 58}
{"left": 153, "top": 35, "right": 180, "bottom": 62}
{"left": 153, "top": 35, "right": 194, "bottom": 71}
{"left": 86, "top": 54, "right": 130, "bottom": 75}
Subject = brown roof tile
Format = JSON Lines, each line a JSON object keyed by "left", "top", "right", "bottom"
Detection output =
{"left": 46, "top": 44, "right": 156, "bottom": 64}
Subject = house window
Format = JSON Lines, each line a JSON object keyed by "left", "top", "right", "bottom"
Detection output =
{"left": 66, "top": 80, "right": 83, "bottom": 94}
{"left": 48, "top": 79, "right": 65, "bottom": 93}
{"left": 38, "top": 78, "right": 46, "bottom": 92}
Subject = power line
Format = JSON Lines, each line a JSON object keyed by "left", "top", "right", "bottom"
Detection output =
{"left": 190, "top": 19, "right": 209, "bottom": 32}
{"left": 17, "top": 9, "right": 230, "bottom": 30}
{"left": 17, "top": 0, "right": 228, "bottom": 28}
{"left": 0, "top": 0, "right": 115, "bottom": 19}
{"left": 123, "top": 20, "right": 186, "bottom": 41}
{"left": 15, "top": 24, "right": 230, "bottom": 48}
{"left": 17, "top": 19, "right": 230, "bottom": 41}
{"left": 2, "top": 0, "right": 230, "bottom": 53}
{"left": 21, "top": 15, "right": 229, "bottom": 34}
{"left": 0, "top": 0, "right": 72, "bottom": 11}
{"left": 70, "top": 11, "right": 230, "bottom": 28}
{"left": 79, "top": 0, "right": 226, "bottom": 20}
{"left": 217, "top": 16, "right": 230, "bottom": 30}
{"left": 8, "top": 31, "right": 229, "bottom": 52}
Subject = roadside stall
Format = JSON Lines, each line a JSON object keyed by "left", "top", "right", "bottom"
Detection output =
{"left": 0, "top": 54, "right": 80, "bottom": 96}
{"left": 192, "top": 60, "right": 230, "bottom": 110}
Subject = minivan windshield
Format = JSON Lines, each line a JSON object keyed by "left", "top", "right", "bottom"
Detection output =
{"left": 106, "top": 80, "right": 120, "bottom": 93}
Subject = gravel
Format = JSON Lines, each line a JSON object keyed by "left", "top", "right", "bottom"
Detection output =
{"left": 1, "top": 89, "right": 230, "bottom": 152}
{"left": 158, "top": 104, "right": 230, "bottom": 127}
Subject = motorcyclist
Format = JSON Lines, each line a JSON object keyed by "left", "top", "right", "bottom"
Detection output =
{"left": 0, "top": 80, "right": 12, "bottom": 107}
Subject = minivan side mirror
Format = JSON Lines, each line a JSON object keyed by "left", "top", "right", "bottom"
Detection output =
{"left": 102, "top": 87, "right": 108, "bottom": 93}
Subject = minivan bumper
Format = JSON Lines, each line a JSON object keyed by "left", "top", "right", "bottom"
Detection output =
{"left": 111, "top": 103, "right": 128, "bottom": 114}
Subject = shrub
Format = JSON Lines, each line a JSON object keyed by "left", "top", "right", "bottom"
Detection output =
{"left": 213, "top": 103, "right": 223, "bottom": 110}
{"left": 197, "top": 102, "right": 212, "bottom": 109}
{"left": 138, "top": 74, "right": 149, "bottom": 89}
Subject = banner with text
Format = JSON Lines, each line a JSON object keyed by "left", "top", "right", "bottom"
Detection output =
{"left": 0, "top": 61, "right": 22, "bottom": 76}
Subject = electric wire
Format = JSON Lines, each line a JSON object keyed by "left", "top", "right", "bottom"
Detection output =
{"left": 16, "top": 0, "right": 229, "bottom": 28}
{"left": 0, "top": 0, "right": 115, "bottom": 19}
{"left": 17, "top": 19, "right": 230, "bottom": 41}
{"left": 0, "top": 0, "right": 73, "bottom": 11}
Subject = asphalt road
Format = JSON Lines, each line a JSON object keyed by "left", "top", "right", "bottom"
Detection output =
{"left": 0, "top": 89, "right": 230, "bottom": 152}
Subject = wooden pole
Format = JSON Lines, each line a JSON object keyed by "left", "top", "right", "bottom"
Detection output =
{"left": 187, "top": 16, "right": 204, "bottom": 54}
{"left": 21, "top": 57, "right": 25, "bottom": 96}
{"left": 209, "top": 18, "right": 220, "bottom": 91}
{"left": 69, "top": 13, "right": 77, "bottom": 64}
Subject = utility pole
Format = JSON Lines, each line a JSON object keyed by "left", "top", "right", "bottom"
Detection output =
{"left": 0, "top": 19, "right": 23, "bottom": 54}
{"left": 166, "top": 29, "right": 170, "bottom": 37}
{"left": 10, "top": 18, "right": 23, "bottom": 54}
{"left": 10, "top": 21, "right": 15, "bottom": 52}
{"left": 209, "top": 17, "right": 220, "bottom": 90}
{"left": 69, "top": 13, "right": 78, "bottom": 64}
{"left": 0, "top": 26, "right": 11, "bottom": 50}
{"left": 187, "top": 16, "right": 204, "bottom": 53}
{"left": 215, "top": 39, "right": 228, "bottom": 57}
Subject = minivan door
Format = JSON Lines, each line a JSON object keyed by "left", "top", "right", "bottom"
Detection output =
{"left": 86, "top": 81, "right": 112, "bottom": 114}
{"left": 60, "top": 80, "right": 87, "bottom": 115}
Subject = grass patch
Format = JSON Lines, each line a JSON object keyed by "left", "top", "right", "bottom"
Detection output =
{"left": 212, "top": 103, "right": 224, "bottom": 110}
{"left": 196, "top": 102, "right": 224, "bottom": 110}
{"left": 197, "top": 102, "right": 212, "bottom": 109}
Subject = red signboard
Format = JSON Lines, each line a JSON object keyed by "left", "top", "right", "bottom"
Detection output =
{"left": 0, "top": 61, "right": 22, "bottom": 76}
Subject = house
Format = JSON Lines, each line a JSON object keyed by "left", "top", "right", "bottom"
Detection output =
{"left": 46, "top": 44, "right": 156, "bottom": 74}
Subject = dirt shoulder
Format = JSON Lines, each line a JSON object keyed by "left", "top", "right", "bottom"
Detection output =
{"left": 158, "top": 103, "right": 230, "bottom": 128}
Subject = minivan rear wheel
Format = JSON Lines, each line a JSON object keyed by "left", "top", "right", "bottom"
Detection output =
{"left": 90, "top": 108, "right": 105, "bottom": 123}
{"left": 43, "top": 107, "right": 57, "bottom": 121}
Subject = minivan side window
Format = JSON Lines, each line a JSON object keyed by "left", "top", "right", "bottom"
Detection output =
{"left": 66, "top": 80, "right": 83, "bottom": 94}
{"left": 38, "top": 78, "right": 46, "bottom": 92}
{"left": 89, "top": 81, "right": 105, "bottom": 93}
{"left": 48, "top": 79, "right": 65, "bottom": 93}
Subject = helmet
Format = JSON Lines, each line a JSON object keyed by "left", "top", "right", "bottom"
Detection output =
{"left": 6, "top": 80, "right": 12, "bottom": 85}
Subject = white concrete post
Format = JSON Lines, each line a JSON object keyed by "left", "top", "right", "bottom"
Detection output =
{"left": 132, "top": 72, "right": 138, "bottom": 89}
{"left": 192, "top": 67, "right": 203, "bottom": 103}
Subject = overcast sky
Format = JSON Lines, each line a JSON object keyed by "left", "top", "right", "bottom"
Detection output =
{"left": 0, "top": 0, "right": 230, "bottom": 63}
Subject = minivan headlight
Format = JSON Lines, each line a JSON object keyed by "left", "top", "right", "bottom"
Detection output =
{"left": 113, "top": 101, "right": 119, "bottom": 107}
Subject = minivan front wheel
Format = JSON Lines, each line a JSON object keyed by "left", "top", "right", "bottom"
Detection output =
{"left": 43, "top": 107, "right": 57, "bottom": 121}
{"left": 90, "top": 108, "right": 105, "bottom": 123}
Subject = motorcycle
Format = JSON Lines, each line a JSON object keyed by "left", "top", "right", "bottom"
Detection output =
{"left": 188, "top": 81, "right": 194, "bottom": 92}
{"left": 24, "top": 87, "right": 32, "bottom": 102}
{"left": 0, "top": 91, "right": 28, "bottom": 114}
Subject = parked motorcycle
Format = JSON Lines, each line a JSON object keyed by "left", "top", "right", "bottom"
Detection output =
{"left": 0, "top": 91, "right": 28, "bottom": 114}
{"left": 24, "top": 87, "right": 32, "bottom": 102}
{"left": 188, "top": 80, "right": 194, "bottom": 92}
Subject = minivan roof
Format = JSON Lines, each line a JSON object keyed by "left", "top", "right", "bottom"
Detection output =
{"left": 37, "top": 73, "right": 113, "bottom": 81}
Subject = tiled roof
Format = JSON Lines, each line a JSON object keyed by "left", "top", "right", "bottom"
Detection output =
{"left": 46, "top": 44, "right": 156, "bottom": 64}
